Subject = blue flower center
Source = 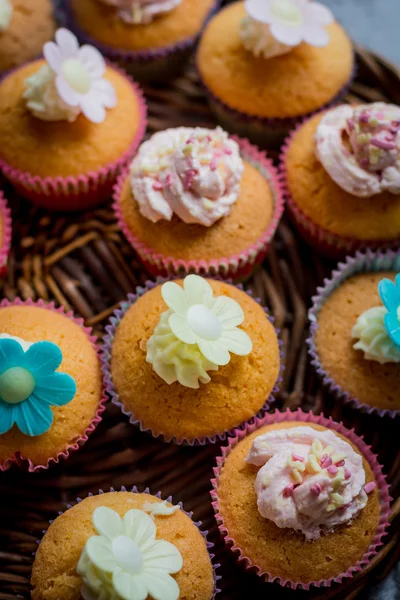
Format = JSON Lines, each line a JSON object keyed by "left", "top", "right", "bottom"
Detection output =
{"left": 0, "top": 367, "right": 35, "bottom": 404}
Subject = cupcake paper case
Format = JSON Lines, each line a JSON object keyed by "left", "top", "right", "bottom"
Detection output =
{"left": 102, "top": 276, "right": 283, "bottom": 445}
{"left": 308, "top": 250, "right": 400, "bottom": 418}
{"left": 32, "top": 487, "right": 220, "bottom": 600}
{"left": 0, "top": 297, "right": 107, "bottom": 471}
{"left": 0, "top": 190, "right": 12, "bottom": 277}
{"left": 211, "top": 408, "right": 391, "bottom": 590}
{"left": 113, "top": 134, "right": 284, "bottom": 281}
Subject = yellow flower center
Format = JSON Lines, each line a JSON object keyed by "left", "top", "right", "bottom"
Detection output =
{"left": 271, "top": 0, "right": 302, "bottom": 26}
{"left": 62, "top": 59, "right": 91, "bottom": 94}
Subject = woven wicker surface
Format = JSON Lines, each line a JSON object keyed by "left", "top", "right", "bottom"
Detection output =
{"left": 0, "top": 44, "right": 400, "bottom": 600}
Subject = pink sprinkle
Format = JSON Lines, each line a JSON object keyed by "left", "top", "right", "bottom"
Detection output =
{"left": 359, "top": 111, "right": 370, "bottom": 123}
{"left": 320, "top": 457, "right": 332, "bottom": 469}
{"left": 344, "top": 468, "right": 351, "bottom": 480}
{"left": 224, "top": 147, "right": 232, "bottom": 155}
{"left": 327, "top": 465, "right": 338, "bottom": 475}
{"left": 371, "top": 137, "right": 396, "bottom": 150}
{"left": 183, "top": 169, "right": 196, "bottom": 190}
{"left": 291, "top": 454, "right": 304, "bottom": 462}
{"left": 164, "top": 173, "right": 172, "bottom": 187}
{"left": 185, "top": 137, "right": 194, "bottom": 144}
{"left": 336, "top": 460, "right": 345, "bottom": 467}
{"left": 310, "top": 484, "right": 322, "bottom": 496}
{"left": 340, "top": 503, "right": 351, "bottom": 512}
{"left": 152, "top": 181, "right": 163, "bottom": 191}
{"left": 347, "top": 118, "right": 355, "bottom": 131}
{"left": 210, "top": 156, "right": 218, "bottom": 171}
{"left": 283, "top": 484, "right": 294, "bottom": 497}
{"left": 205, "top": 135, "right": 212, "bottom": 142}
{"left": 363, "top": 482, "right": 377, "bottom": 494}
{"left": 320, "top": 454, "right": 328, "bottom": 463}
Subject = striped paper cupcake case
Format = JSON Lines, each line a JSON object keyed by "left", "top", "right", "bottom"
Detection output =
{"left": 308, "top": 249, "right": 400, "bottom": 418}
{"left": 101, "top": 278, "right": 284, "bottom": 446}
{"left": 0, "top": 190, "right": 12, "bottom": 277}
{"left": 113, "top": 135, "right": 285, "bottom": 282}
{"left": 211, "top": 408, "right": 391, "bottom": 590}
{"left": 0, "top": 298, "right": 107, "bottom": 472}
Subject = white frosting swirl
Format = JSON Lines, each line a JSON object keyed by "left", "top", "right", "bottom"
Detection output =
{"left": 246, "top": 426, "right": 371, "bottom": 541}
{"left": 352, "top": 306, "right": 400, "bottom": 364}
{"left": 0, "top": 0, "right": 12, "bottom": 32}
{"left": 315, "top": 103, "right": 400, "bottom": 198}
{"left": 130, "top": 127, "right": 244, "bottom": 227}
{"left": 97, "top": 0, "right": 181, "bottom": 23}
{"left": 240, "top": 16, "right": 292, "bottom": 59}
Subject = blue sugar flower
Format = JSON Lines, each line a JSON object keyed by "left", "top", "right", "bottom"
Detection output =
{"left": 0, "top": 339, "right": 76, "bottom": 437}
{"left": 378, "top": 273, "right": 400, "bottom": 348}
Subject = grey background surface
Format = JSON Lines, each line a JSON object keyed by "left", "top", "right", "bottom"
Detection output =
{"left": 324, "top": 0, "right": 400, "bottom": 64}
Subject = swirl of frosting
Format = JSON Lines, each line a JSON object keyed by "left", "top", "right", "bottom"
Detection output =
{"left": 240, "top": 16, "right": 292, "bottom": 59}
{"left": 352, "top": 306, "right": 400, "bottom": 364}
{"left": 246, "top": 426, "right": 373, "bottom": 541}
{"left": 97, "top": 0, "right": 181, "bottom": 24}
{"left": 130, "top": 127, "right": 244, "bottom": 227}
{"left": 315, "top": 103, "right": 400, "bottom": 197}
{"left": 23, "top": 65, "right": 80, "bottom": 123}
{"left": 0, "top": 0, "right": 12, "bottom": 32}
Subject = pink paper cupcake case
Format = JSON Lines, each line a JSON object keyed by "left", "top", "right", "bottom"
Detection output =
{"left": 36, "top": 485, "right": 221, "bottom": 599}
{"left": 0, "top": 64, "right": 147, "bottom": 211}
{"left": 211, "top": 408, "right": 391, "bottom": 590}
{"left": 64, "top": 0, "right": 221, "bottom": 83}
{"left": 0, "top": 297, "right": 107, "bottom": 472}
{"left": 101, "top": 278, "right": 284, "bottom": 446}
{"left": 280, "top": 120, "right": 400, "bottom": 259}
{"left": 0, "top": 190, "right": 12, "bottom": 277}
{"left": 113, "top": 135, "right": 285, "bottom": 281}
{"left": 308, "top": 249, "right": 400, "bottom": 418}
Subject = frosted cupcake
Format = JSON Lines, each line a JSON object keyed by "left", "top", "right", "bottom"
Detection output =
{"left": 66, "top": 0, "right": 218, "bottom": 82}
{"left": 197, "top": 0, "right": 354, "bottom": 146}
{"left": 281, "top": 103, "right": 400, "bottom": 258}
{"left": 114, "top": 126, "right": 284, "bottom": 279}
{"left": 0, "top": 190, "right": 12, "bottom": 277}
{"left": 0, "top": 298, "right": 105, "bottom": 470}
{"left": 212, "top": 410, "right": 390, "bottom": 589}
{"left": 0, "top": 0, "right": 56, "bottom": 74}
{"left": 308, "top": 250, "right": 400, "bottom": 417}
{"left": 0, "top": 28, "right": 146, "bottom": 211}
{"left": 32, "top": 489, "right": 216, "bottom": 600}
{"left": 103, "top": 274, "right": 281, "bottom": 444}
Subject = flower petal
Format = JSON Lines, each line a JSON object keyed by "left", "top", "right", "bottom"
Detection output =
{"left": 270, "top": 21, "right": 303, "bottom": 46}
{"left": 80, "top": 94, "right": 107, "bottom": 124}
{"left": 379, "top": 278, "right": 400, "bottom": 313}
{"left": 86, "top": 536, "right": 118, "bottom": 572}
{"left": 43, "top": 41, "right": 62, "bottom": 73}
{"left": 384, "top": 311, "right": 400, "bottom": 346}
{"left": 168, "top": 314, "right": 197, "bottom": 345}
{"left": 14, "top": 398, "right": 53, "bottom": 436}
{"left": 113, "top": 571, "right": 147, "bottom": 600}
{"left": 22, "top": 341, "right": 62, "bottom": 376}
{"left": 198, "top": 339, "right": 230, "bottom": 366}
{"left": 304, "top": 2, "right": 334, "bottom": 26}
{"left": 143, "top": 539, "right": 183, "bottom": 573}
{"left": 0, "top": 400, "right": 17, "bottom": 434}
{"left": 244, "top": 0, "right": 272, "bottom": 24}
{"left": 93, "top": 506, "right": 123, "bottom": 539}
{"left": 184, "top": 275, "right": 213, "bottom": 306}
{"left": 211, "top": 296, "right": 244, "bottom": 328}
{"left": 219, "top": 328, "right": 253, "bottom": 356}
{"left": 161, "top": 282, "right": 190, "bottom": 314}
{"left": 92, "top": 78, "right": 117, "bottom": 109}
{"left": 0, "top": 338, "right": 25, "bottom": 373}
{"left": 140, "top": 571, "right": 180, "bottom": 600}
{"left": 55, "top": 75, "right": 80, "bottom": 107}
{"left": 122, "top": 509, "right": 156, "bottom": 546}
{"left": 302, "top": 23, "right": 330, "bottom": 47}
{"left": 78, "top": 44, "right": 106, "bottom": 77}
{"left": 55, "top": 28, "right": 79, "bottom": 59}
{"left": 33, "top": 373, "right": 76, "bottom": 406}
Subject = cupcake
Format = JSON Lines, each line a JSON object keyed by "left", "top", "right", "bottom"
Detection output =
{"left": 212, "top": 409, "right": 390, "bottom": 589}
{"left": 102, "top": 274, "right": 281, "bottom": 444}
{"left": 197, "top": 0, "right": 354, "bottom": 147}
{"left": 32, "top": 489, "right": 216, "bottom": 600}
{"left": 0, "top": 0, "right": 56, "bottom": 74}
{"left": 114, "top": 126, "right": 284, "bottom": 280}
{"left": 0, "top": 28, "right": 146, "bottom": 211}
{"left": 66, "top": 0, "right": 218, "bottom": 82}
{"left": 281, "top": 103, "right": 400, "bottom": 258}
{"left": 308, "top": 250, "right": 400, "bottom": 417}
{"left": 0, "top": 190, "right": 12, "bottom": 277}
{"left": 0, "top": 298, "right": 105, "bottom": 470}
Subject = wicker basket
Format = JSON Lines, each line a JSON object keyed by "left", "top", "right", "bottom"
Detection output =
{"left": 0, "top": 36, "right": 399, "bottom": 600}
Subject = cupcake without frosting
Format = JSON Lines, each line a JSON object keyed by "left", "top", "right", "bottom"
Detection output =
{"left": 103, "top": 274, "right": 281, "bottom": 443}
{"left": 197, "top": 0, "right": 354, "bottom": 146}
{"left": 32, "top": 490, "right": 216, "bottom": 600}
{"left": 0, "top": 28, "right": 146, "bottom": 211}
{"left": 114, "top": 125, "right": 283, "bottom": 279}
{"left": 281, "top": 103, "right": 400, "bottom": 257}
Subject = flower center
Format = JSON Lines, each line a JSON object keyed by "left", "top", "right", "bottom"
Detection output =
{"left": 187, "top": 305, "right": 222, "bottom": 341}
{"left": 0, "top": 367, "right": 35, "bottom": 404}
{"left": 271, "top": 0, "right": 302, "bottom": 26}
{"left": 62, "top": 59, "right": 91, "bottom": 94}
{"left": 112, "top": 536, "right": 144, "bottom": 575}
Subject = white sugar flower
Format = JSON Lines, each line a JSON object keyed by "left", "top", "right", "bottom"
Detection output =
{"left": 77, "top": 506, "right": 183, "bottom": 600}
{"left": 43, "top": 28, "right": 117, "bottom": 123}
{"left": 0, "top": 0, "right": 12, "bottom": 32}
{"left": 245, "top": 0, "right": 333, "bottom": 48}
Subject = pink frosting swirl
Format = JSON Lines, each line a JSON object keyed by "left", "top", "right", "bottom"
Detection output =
{"left": 130, "top": 127, "right": 244, "bottom": 227}
{"left": 96, "top": 0, "right": 181, "bottom": 23}
{"left": 315, "top": 103, "right": 400, "bottom": 197}
{"left": 246, "top": 426, "right": 373, "bottom": 541}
